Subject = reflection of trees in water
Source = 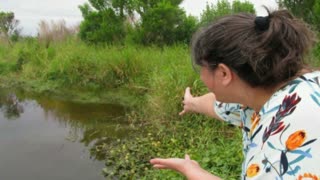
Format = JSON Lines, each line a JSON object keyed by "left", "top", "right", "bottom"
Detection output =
{"left": 24, "top": 94, "right": 131, "bottom": 161}
{"left": 0, "top": 93, "right": 24, "bottom": 120}
{"left": 0, "top": 89, "right": 133, "bottom": 161}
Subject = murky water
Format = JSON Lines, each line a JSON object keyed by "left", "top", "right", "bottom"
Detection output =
{"left": 0, "top": 89, "right": 131, "bottom": 180}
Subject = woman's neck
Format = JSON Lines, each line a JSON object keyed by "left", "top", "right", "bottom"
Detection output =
{"left": 240, "top": 69, "right": 311, "bottom": 112}
{"left": 244, "top": 84, "right": 284, "bottom": 112}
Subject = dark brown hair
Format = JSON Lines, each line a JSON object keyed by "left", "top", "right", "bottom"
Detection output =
{"left": 191, "top": 8, "right": 317, "bottom": 88}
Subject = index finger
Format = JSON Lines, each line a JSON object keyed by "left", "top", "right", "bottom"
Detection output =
{"left": 179, "top": 109, "right": 186, "bottom": 116}
{"left": 184, "top": 87, "right": 192, "bottom": 99}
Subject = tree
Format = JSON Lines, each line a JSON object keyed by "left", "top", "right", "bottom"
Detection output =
{"left": 313, "top": 0, "right": 320, "bottom": 30}
{"left": 277, "top": 0, "right": 320, "bottom": 30}
{"left": 200, "top": 0, "right": 231, "bottom": 26}
{"left": 135, "top": 0, "right": 197, "bottom": 45}
{"left": 200, "top": 0, "right": 255, "bottom": 26}
{"left": 78, "top": 0, "right": 128, "bottom": 44}
{"left": 81, "top": 0, "right": 134, "bottom": 18}
{"left": 175, "top": 15, "right": 198, "bottom": 44}
{"left": 132, "top": 0, "right": 183, "bottom": 16}
{"left": 112, "top": 0, "right": 135, "bottom": 18}
{"left": 79, "top": 8, "right": 125, "bottom": 44}
{"left": 79, "top": 0, "right": 197, "bottom": 45}
{"left": 232, "top": 0, "right": 255, "bottom": 14}
{"left": 0, "top": 11, "right": 21, "bottom": 41}
{"left": 138, "top": 1, "right": 184, "bottom": 45}
{"left": 278, "top": 0, "right": 315, "bottom": 21}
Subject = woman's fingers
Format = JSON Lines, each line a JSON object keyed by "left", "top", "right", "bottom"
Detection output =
{"left": 150, "top": 155, "right": 200, "bottom": 176}
{"left": 180, "top": 87, "right": 192, "bottom": 116}
{"left": 185, "top": 154, "right": 190, "bottom": 160}
{"left": 184, "top": 87, "right": 192, "bottom": 99}
{"left": 179, "top": 109, "right": 186, "bottom": 116}
{"left": 150, "top": 158, "right": 168, "bottom": 166}
{"left": 150, "top": 158, "right": 182, "bottom": 171}
{"left": 192, "top": 160, "right": 199, "bottom": 166}
{"left": 153, "top": 164, "right": 168, "bottom": 169}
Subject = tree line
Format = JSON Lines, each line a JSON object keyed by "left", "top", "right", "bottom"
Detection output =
{"left": 78, "top": 0, "right": 255, "bottom": 45}
{"left": 1, "top": 0, "right": 320, "bottom": 46}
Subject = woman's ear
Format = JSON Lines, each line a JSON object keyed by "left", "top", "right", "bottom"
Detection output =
{"left": 217, "top": 64, "right": 233, "bottom": 86}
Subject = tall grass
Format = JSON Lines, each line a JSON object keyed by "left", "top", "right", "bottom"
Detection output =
{"left": 38, "top": 20, "right": 79, "bottom": 47}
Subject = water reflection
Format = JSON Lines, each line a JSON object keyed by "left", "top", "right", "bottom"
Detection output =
{"left": 0, "top": 89, "right": 132, "bottom": 179}
{"left": 0, "top": 93, "right": 24, "bottom": 119}
{"left": 34, "top": 97, "right": 131, "bottom": 161}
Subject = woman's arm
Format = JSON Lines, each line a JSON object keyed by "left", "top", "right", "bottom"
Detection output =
{"left": 179, "top": 87, "right": 223, "bottom": 121}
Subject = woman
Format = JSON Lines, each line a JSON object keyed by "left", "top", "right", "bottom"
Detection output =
{"left": 150, "top": 8, "right": 320, "bottom": 179}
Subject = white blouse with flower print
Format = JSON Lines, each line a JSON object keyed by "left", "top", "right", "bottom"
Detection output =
{"left": 214, "top": 71, "right": 320, "bottom": 180}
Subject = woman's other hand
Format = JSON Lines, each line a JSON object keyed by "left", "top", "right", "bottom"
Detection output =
{"left": 150, "top": 154, "right": 221, "bottom": 180}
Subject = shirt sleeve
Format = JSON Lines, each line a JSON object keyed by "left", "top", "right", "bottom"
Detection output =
{"left": 214, "top": 101, "right": 242, "bottom": 126}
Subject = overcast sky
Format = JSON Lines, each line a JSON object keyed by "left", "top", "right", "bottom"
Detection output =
{"left": 1, "top": 0, "right": 278, "bottom": 36}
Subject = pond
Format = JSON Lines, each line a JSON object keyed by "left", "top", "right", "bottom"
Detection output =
{"left": 0, "top": 89, "right": 133, "bottom": 180}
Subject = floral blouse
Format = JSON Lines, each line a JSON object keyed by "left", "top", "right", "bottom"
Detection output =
{"left": 214, "top": 71, "right": 320, "bottom": 180}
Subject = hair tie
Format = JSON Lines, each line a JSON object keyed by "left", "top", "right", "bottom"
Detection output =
{"left": 254, "top": 16, "right": 270, "bottom": 31}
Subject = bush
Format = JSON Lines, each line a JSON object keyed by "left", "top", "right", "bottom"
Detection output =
{"left": 79, "top": 9, "right": 125, "bottom": 44}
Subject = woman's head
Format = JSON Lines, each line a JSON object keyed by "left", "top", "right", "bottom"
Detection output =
{"left": 192, "top": 8, "right": 316, "bottom": 88}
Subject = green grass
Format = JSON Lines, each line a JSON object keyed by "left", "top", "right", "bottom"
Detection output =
{"left": 1, "top": 37, "right": 319, "bottom": 179}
